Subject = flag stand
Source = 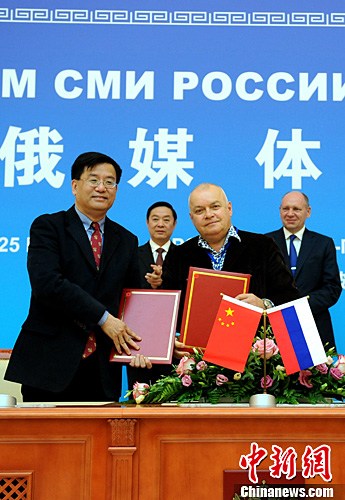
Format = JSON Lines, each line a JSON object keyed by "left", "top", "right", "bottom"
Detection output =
{"left": 249, "top": 310, "right": 276, "bottom": 408}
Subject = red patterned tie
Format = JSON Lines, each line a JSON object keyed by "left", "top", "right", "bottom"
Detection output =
{"left": 82, "top": 222, "right": 102, "bottom": 358}
{"left": 90, "top": 221, "right": 102, "bottom": 269}
{"left": 155, "top": 247, "right": 164, "bottom": 267}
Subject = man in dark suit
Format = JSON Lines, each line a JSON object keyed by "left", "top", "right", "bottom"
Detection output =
{"left": 138, "top": 201, "right": 177, "bottom": 288}
{"left": 5, "top": 152, "right": 152, "bottom": 402}
{"left": 162, "top": 183, "right": 299, "bottom": 326}
{"left": 266, "top": 191, "right": 342, "bottom": 349}
{"left": 127, "top": 201, "right": 178, "bottom": 387}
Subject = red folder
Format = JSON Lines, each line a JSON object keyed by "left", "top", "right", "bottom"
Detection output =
{"left": 180, "top": 267, "right": 251, "bottom": 350}
{"left": 110, "top": 289, "right": 180, "bottom": 364}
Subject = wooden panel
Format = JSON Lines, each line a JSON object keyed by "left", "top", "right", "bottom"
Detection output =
{"left": 132, "top": 413, "right": 345, "bottom": 499}
{"left": 0, "top": 406, "right": 344, "bottom": 500}
{"left": 0, "top": 417, "right": 109, "bottom": 500}
{"left": 0, "top": 439, "right": 90, "bottom": 499}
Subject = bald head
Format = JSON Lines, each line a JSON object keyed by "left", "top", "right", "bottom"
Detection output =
{"left": 189, "top": 183, "right": 232, "bottom": 251}
{"left": 280, "top": 191, "right": 311, "bottom": 233}
{"left": 188, "top": 183, "right": 228, "bottom": 209}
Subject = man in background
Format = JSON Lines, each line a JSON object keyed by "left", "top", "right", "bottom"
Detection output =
{"left": 266, "top": 191, "right": 342, "bottom": 349}
{"left": 127, "top": 201, "right": 179, "bottom": 388}
{"left": 138, "top": 201, "right": 177, "bottom": 288}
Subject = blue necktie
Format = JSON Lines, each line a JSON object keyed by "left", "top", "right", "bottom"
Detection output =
{"left": 289, "top": 234, "right": 298, "bottom": 276}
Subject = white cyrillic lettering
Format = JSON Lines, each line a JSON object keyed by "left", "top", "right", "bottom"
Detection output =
{"left": 87, "top": 70, "right": 120, "bottom": 99}
{"left": 267, "top": 72, "right": 295, "bottom": 101}
{"left": 55, "top": 70, "right": 83, "bottom": 99}
{"left": 2, "top": 69, "right": 36, "bottom": 98}
{"left": 202, "top": 71, "right": 232, "bottom": 101}
{"left": 299, "top": 73, "right": 327, "bottom": 101}
{"left": 236, "top": 72, "right": 264, "bottom": 101}
{"left": 333, "top": 73, "right": 345, "bottom": 102}
{"left": 126, "top": 71, "right": 154, "bottom": 99}
{"left": 173, "top": 72, "right": 199, "bottom": 100}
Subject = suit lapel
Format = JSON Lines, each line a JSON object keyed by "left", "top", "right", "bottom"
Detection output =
{"left": 275, "top": 229, "right": 290, "bottom": 268}
{"left": 295, "top": 228, "right": 314, "bottom": 278}
{"left": 100, "top": 217, "right": 121, "bottom": 272}
{"left": 65, "top": 207, "right": 96, "bottom": 269}
{"left": 222, "top": 235, "right": 244, "bottom": 269}
{"left": 140, "top": 242, "right": 155, "bottom": 268}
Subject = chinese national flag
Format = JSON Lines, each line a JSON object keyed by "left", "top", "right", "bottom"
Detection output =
{"left": 203, "top": 294, "right": 263, "bottom": 372}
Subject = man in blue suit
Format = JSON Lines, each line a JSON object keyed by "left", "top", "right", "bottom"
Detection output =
{"left": 266, "top": 191, "right": 342, "bottom": 349}
{"left": 5, "top": 152, "right": 151, "bottom": 402}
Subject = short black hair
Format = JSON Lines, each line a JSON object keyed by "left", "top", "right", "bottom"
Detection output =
{"left": 71, "top": 152, "right": 122, "bottom": 184}
{"left": 146, "top": 201, "right": 177, "bottom": 221}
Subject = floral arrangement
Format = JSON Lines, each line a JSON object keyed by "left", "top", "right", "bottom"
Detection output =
{"left": 126, "top": 326, "right": 345, "bottom": 405}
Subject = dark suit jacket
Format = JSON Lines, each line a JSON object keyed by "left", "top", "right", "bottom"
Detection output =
{"left": 127, "top": 240, "right": 177, "bottom": 388}
{"left": 128, "top": 230, "right": 298, "bottom": 389}
{"left": 5, "top": 206, "right": 140, "bottom": 400}
{"left": 266, "top": 228, "right": 342, "bottom": 348}
{"left": 162, "top": 230, "right": 299, "bottom": 330}
{"left": 138, "top": 241, "right": 176, "bottom": 288}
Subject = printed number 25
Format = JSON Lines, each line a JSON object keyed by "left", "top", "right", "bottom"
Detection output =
{"left": 0, "top": 237, "right": 20, "bottom": 252}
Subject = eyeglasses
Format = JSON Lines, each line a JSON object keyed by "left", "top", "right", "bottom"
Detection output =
{"left": 80, "top": 178, "right": 117, "bottom": 189}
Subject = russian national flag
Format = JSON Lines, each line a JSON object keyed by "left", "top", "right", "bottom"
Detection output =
{"left": 266, "top": 297, "right": 327, "bottom": 375}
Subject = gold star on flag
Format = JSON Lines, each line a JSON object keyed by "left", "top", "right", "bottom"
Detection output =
{"left": 225, "top": 307, "right": 234, "bottom": 316}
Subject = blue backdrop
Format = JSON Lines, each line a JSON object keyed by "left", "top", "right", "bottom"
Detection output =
{"left": 1, "top": 1, "right": 344, "bottom": 351}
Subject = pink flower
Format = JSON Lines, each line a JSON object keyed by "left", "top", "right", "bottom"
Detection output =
{"left": 176, "top": 356, "right": 195, "bottom": 377}
{"left": 216, "top": 374, "right": 229, "bottom": 386}
{"left": 315, "top": 363, "right": 328, "bottom": 374}
{"left": 182, "top": 375, "right": 192, "bottom": 387}
{"left": 252, "top": 339, "right": 279, "bottom": 359}
{"left": 330, "top": 367, "right": 344, "bottom": 381}
{"left": 298, "top": 370, "right": 313, "bottom": 389}
{"left": 132, "top": 382, "right": 150, "bottom": 403}
{"left": 334, "top": 355, "right": 345, "bottom": 374}
{"left": 260, "top": 375, "right": 273, "bottom": 389}
{"left": 196, "top": 360, "right": 207, "bottom": 371}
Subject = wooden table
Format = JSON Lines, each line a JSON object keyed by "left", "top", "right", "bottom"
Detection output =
{"left": 0, "top": 404, "right": 344, "bottom": 499}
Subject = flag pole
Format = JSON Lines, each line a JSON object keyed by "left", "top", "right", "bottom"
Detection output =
{"left": 249, "top": 309, "right": 276, "bottom": 408}
{"left": 263, "top": 310, "right": 267, "bottom": 394}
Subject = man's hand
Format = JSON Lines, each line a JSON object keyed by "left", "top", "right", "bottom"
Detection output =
{"left": 174, "top": 339, "right": 190, "bottom": 359}
{"left": 235, "top": 293, "right": 265, "bottom": 309}
{"left": 129, "top": 354, "right": 153, "bottom": 369}
{"left": 101, "top": 314, "right": 141, "bottom": 355}
{"left": 145, "top": 264, "right": 163, "bottom": 289}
